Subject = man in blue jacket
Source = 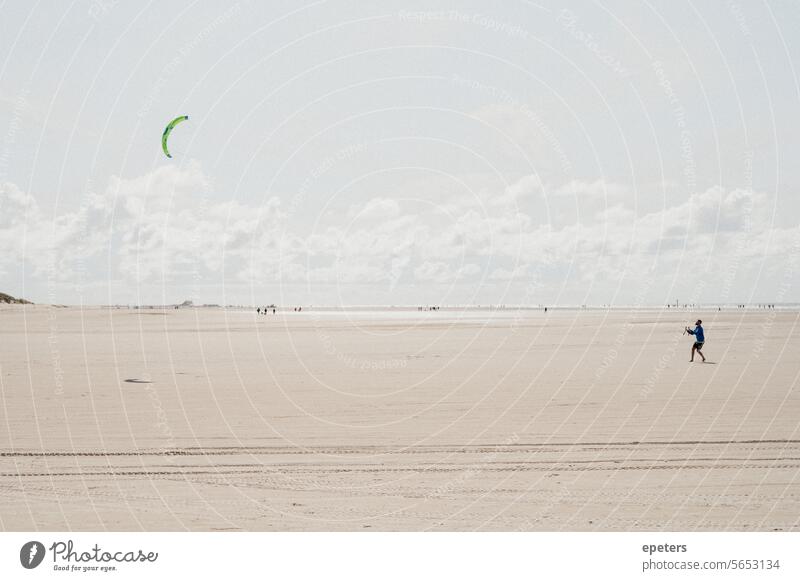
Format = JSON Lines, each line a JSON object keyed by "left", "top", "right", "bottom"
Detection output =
{"left": 685, "top": 319, "right": 706, "bottom": 363}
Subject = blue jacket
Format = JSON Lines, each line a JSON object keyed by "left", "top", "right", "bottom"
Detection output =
{"left": 688, "top": 325, "right": 705, "bottom": 342}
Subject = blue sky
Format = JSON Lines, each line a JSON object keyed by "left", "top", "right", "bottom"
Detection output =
{"left": 2, "top": 0, "right": 799, "bottom": 305}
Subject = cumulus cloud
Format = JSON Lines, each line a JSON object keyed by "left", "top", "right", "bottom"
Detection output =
{"left": 0, "top": 181, "right": 110, "bottom": 280}
{"left": 491, "top": 174, "right": 543, "bottom": 206}
{"left": 2, "top": 163, "right": 798, "bottom": 304}
{"left": 348, "top": 197, "right": 401, "bottom": 220}
{"left": 414, "top": 261, "right": 453, "bottom": 283}
{"left": 489, "top": 265, "right": 528, "bottom": 281}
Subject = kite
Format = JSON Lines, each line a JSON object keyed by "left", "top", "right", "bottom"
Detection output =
{"left": 161, "top": 115, "right": 189, "bottom": 158}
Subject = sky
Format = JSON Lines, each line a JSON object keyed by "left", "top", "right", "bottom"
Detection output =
{"left": 1, "top": 0, "right": 799, "bottom": 306}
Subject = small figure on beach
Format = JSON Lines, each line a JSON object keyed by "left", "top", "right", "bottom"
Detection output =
{"left": 256, "top": 307, "right": 261, "bottom": 315}
{"left": 685, "top": 319, "right": 706, "bottom": 363}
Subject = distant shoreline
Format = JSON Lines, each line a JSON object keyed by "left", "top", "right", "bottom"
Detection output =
{"left": 3, "top": 303, "right": 800, "bottom": 311}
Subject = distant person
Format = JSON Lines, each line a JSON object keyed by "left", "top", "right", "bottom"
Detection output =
{"left": 685, "top": 319, "right": 706, "bottom": 363}
{"left": 257, "top": 307, "right": 261, "bottom": 315}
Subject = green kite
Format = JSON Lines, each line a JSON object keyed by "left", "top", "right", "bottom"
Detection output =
{"left": 161, "top": 115, "right": 189, "bottom": 158}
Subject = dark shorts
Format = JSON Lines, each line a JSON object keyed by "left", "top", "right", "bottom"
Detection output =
{"left": 694, "top": 341, "right": 704, "bottom": 350}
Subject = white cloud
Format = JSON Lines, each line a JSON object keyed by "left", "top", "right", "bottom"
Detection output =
{"left": 489, "top": 265, "right": 528, "bottom": 281}
{"left": 348, "top": 197, "right": 401, "bottom": 220}
{"left": 491, "top": 174, "right": 543, "bottom": 206}
{"left": 456, "top": 263, "right": 482, "bottom": 279}
{"left": 414, "top": 261, "right": 452, "bottom": 283}
{"left": 2, "top": 164, "right": 798, "bottom": 304}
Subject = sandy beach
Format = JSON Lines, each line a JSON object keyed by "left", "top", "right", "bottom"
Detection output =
{"left": 1, "top": 306, "right": 798, "bottom": 531}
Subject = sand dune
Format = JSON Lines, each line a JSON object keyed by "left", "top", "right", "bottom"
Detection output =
{"left": 1, "top": 306, "right": 798, "bottom": 530}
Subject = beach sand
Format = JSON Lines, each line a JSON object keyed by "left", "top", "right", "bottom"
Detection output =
{"left": 1, "top": 306, "right": 799, "bottom": 531}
